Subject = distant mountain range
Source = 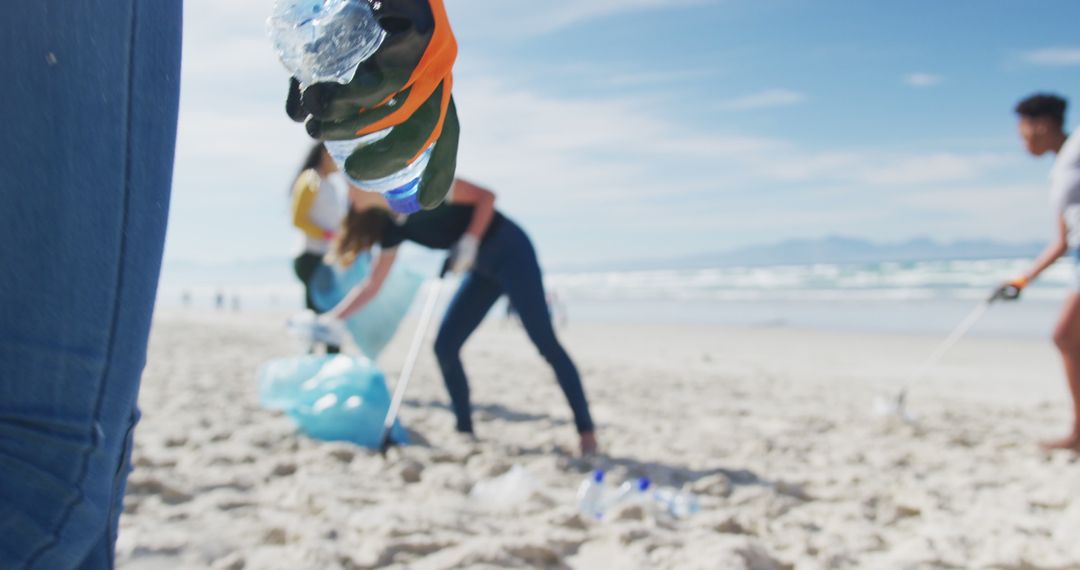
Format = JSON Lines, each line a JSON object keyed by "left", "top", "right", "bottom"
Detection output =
{"left": 550, "top": 236, "right": 1047, "bottom": 272}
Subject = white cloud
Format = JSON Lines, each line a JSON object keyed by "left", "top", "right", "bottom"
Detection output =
{"left": 762, "top": 151, "right": 1015, "bottom": 186}
{"left": 1023, "top": 47, "right": 1080, "bottom": 66}
{"left": 451, "top": 73, "right": 781, "bottom": 212}
{"left": 890, "top": 183, "right": 1053, "bottom": 240}
{"left": 904, "top": 73, "right": 943, "bottom": 87}
{"left": 447, "top": 66, "right": 1028, "bottom": 262}
{"left": 715, "top": 89, "right": 806, "bottom": 111}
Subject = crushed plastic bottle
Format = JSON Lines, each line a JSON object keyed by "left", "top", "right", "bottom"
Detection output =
{"left": 469, "top": 465, "right": 538, "bottom": 511}
{"left": 267, "top": 0, "right": 386, "bottom": 87}
{"left": 652, "top": 487, "right": 701, "bottom": 519}
{"left": 576, "top": 470, "right": 607, "bottom": 520}
{"left": 574, "top": 472, "right": 701, "bottom": 521}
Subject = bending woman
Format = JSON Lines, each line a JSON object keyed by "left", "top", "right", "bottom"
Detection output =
{"left": 327, "top": 180, "right": 598, "bottom": 454}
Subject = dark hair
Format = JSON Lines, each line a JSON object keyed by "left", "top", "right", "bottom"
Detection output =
{"left": 290, "top": 143, "right": 327, "bottom": 196}
{"left": 1015, "top": 93, "right": 1067, "bottom": 128}
{"left": 299, "top": 142, "right": 326, "bottom": 176}
{"left": 332, "top": 208, "right": 389, "bottom": 266}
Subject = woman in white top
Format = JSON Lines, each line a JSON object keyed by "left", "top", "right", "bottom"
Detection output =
{"left": 290, "top": 143, "right": 350, "bottom": 353}
{"left": 1003, "top": 93, "right": 1080, "bottom": 451}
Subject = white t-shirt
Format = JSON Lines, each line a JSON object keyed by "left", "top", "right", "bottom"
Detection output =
{"left": 302, "top": 173, "right": 350, "bottom": 255}
{"left": 1051, "top": 132, "right": 1080, "bottom": 249}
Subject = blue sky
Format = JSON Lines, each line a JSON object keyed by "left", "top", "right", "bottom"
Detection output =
{"left": 166, "top": 0, "right": 1080, "bottom": 270}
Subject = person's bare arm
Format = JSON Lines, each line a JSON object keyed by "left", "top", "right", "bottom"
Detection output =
{"left": 329, "top": 248, "right": 399, "bottom": 319}
{"left": 1022, "top": 215, "right": 1069, "bottom": 284}
{"left": 451, "top": 179, "right": 496, "bottom": 240}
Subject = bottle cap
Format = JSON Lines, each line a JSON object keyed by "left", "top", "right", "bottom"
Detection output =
{"left": 384, "top": 179, "right": 422, "bottom": 214}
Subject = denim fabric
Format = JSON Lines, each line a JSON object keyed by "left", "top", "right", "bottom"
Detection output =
{"left": 433, "top": 219, "right": 594, "bottom": 434}
{"left": 0, "top": 1, "right": 182, "bottom": 568}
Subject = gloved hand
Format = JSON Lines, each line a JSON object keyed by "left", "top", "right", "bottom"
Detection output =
{"left": 991, "top": 276, "right": 1027, "bottom": 302}
{"left": 312, "top": 313, "right": 348, "bottom": 346}
{"left": 447, "top": 234, "right": 479, "bottom": 274}
{"left": 285, "top": 0, "right": 459, "bottom": 212}
{"left": 288, "top": 310, "right": 348, "bottom": 346}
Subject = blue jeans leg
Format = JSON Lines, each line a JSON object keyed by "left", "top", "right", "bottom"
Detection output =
{"left": 0, "top": 1, "right": 182, "bottom": 568}
{"left": 433, "top": 273, "right": 503, "bottom": 433}
{"left": 76, "top": 408, "right": 140, "bottom": 570}
{"left": 493, "top": 224, "right": 595, "bottom": 434}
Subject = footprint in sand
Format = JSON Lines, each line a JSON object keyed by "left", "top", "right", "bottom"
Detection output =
{"left": 211, "top": 552, "right": 246, "bottom": 570}
{"left": 374, "top": 539, "right": 455, "bottom": 567}
{"left": 270, "top": 462, "right": 298, "bottom": 477}
{"left": 262, "top": 528, "right": 288, "bottom": 546}
{"left": 126, "top": 476, "right": 194, "bottom": 505}
{"left": 692, "top": 474, "right": 734, "bottom": 498}
{"left": 502, "top": 543, "right": 568, "bottom": 568}
{"left": 163, "top": 436, "right": 189, "bottom": 448}
{"left": 398, "top": 459, "right": 424, "bottom": 483}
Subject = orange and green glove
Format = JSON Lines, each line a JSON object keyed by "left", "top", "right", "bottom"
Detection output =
{"left": 286, "top": 0, "right": 459, "bottom": 212}
{"left": 992, "top": 276, "right": 1027, "bottom": 302}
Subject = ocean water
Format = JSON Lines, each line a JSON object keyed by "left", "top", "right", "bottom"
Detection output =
{"left": 544, "top": 258, "right": 1072, "bottom": 338}
{"left": 157, "top": 258, "right": 1075, "bottom": 339}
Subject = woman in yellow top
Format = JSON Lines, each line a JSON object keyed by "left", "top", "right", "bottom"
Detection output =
{"left": 291, "top": 143, "right": 350, "bottom": 353}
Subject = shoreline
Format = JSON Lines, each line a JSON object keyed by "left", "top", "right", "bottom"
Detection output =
{"left": 153, "top": 290, "right": 1070, "bottom": 340}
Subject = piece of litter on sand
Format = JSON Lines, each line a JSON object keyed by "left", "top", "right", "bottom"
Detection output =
{"left": 469, "top": 465, "right": 539, "bottom": 511}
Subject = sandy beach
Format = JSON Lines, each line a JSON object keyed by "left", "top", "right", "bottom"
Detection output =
{"left": 117, "top": 310, "right": 1080, "bottom": 570}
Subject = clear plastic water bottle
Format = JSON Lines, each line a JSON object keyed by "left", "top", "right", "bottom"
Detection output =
{"left": 322, "top": 135, "right": 436, "bottom": 214}
{"left": 267, "top": 0, "right": 386, "bottom": 87}
{"left": 576, "top": 470, "right": 607, "bottom": 520}
{"left": 268, "top": 0, "right": 432, "bottom": 214}
{"left": 605, "top": 477, "right": 653, "bottom": 510}
{"left": 651, "top": 487, "right": 701, "bottom": 519}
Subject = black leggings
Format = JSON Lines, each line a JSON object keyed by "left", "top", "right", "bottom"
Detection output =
{"left": 293, "top": 252, "right": 340, "bottom": 354}
{"left": 433, "top": 219, "right": 594, "bottom": 434}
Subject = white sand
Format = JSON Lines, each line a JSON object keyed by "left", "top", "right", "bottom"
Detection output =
{"left": 118, "top": 310, "right": 1080, "bottom": 570}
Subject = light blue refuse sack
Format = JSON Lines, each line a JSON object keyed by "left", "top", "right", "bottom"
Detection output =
{"left": 258, "top": 354, "right": 409, "bottom": 449}
{"left": 309, "top": 254, "right": 423, "bottom": 359}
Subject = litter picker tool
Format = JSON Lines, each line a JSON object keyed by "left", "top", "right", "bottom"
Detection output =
{"left": 379, "top": 258, "right": 452, "bottom": 455}
{"left": 880, "top": 282, "right": 1022, "bottom": 421}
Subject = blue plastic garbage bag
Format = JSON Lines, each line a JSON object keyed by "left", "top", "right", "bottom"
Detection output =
{"left": 310, "top": 254, "right": 423, "bottom": 359}
{"left": 258, "top": 354, "right": 332, "bottom": 411}
{"left": 258, "top": 355, "right": 409, "bottom": 449}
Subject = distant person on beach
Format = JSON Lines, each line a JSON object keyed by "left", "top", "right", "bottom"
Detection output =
{"left": 324, "top": 180, "right": 598, "bottom": 455}
{"left": 1, "top": 3, "right": 181, "bottom": 567}
{"left": 1000, "top": 93, "right": 1080, "bottom": 451}
{"left": 291, "top": 143, "right": 350, "bottom": 354}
